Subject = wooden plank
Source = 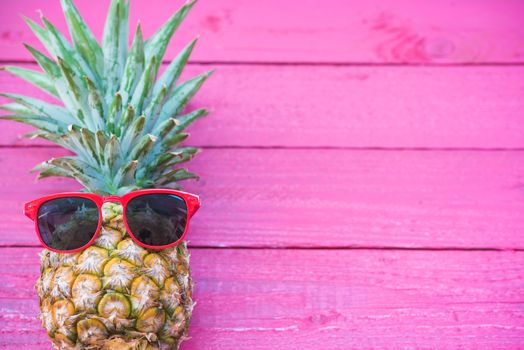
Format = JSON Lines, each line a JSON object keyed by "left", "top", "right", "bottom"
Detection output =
{"left": 2, "top": 64, "right": 524, "bottom": 148}
{"left": 0, "top": 148, "right": 523, "bottom": 249}
{"left": 1, "top": 0, "right": 524, "bottom": 64}
{"left": 1, "top": 247, "right": 524, "bottom": 349}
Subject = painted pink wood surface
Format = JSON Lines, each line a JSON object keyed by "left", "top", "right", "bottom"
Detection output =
{"left": 2, "top": 247, "right": 524, "bottom": 349}
{"left": 2, "top": 64, "right": 524, "bottom": 148}
{"left": 1, "top": 0, "right": 524, "bottom": 64}
{"left": 1, "top": 0, "right": 523, "bottom": 348}
{"left": 1, "top": 148, "right": 523, "bottom": 249}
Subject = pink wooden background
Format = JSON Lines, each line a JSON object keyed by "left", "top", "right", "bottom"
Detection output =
{"left": 1, "top": 0, "right": 524, "bottom": 349}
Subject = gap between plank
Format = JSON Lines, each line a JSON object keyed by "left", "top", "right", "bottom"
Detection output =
{"left": 2, "top": 243, "right": 523, "bottom": 252}
{"left": 3, "top": 59, "right": 524, "bottom": 67}
{"left": 1, "top": 144, "right": 524, "bottom": 152}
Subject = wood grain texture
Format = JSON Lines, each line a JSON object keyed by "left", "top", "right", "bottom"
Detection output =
{"left": 1, "top": 247, "right": 524, "bottom": 349}
{"left": 2, "top": 64, "right": 524, "bottom": 148}
{"left": 1, "top": 148, "right": 523, "bottom": 249}
{"left": 0, "top": 1, "right": 522, "bottom": 349}
{"left": 1, "top": 0, "right": 524, "bottom": 64}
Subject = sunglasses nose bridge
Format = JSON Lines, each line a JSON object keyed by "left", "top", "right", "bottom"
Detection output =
{"left": 103, "top": 195, "right": 122, "bottom": 203}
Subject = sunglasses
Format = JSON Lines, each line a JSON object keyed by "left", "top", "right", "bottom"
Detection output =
{"left": 24, "top": 189, "right": 201, "bottom": 253}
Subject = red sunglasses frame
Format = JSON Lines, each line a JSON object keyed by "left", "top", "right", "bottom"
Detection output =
{"left": 24, "top": 189, "right": 201, "bottom": 253}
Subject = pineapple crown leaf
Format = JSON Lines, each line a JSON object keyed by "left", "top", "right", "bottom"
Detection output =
{"left": 2, "top": 0, "right": 211, "bottom": 194}
{"left": 2, "top": 66, "right": 59, "bottom": 97}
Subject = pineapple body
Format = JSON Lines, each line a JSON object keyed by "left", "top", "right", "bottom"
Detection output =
{"left": 37, "top": 203, "right": 194, "bottom": 350}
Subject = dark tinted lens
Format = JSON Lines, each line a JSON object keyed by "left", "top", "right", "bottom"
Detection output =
{"left": 38, "top": 197, "right": 99, "bottom": 251}
{"left": 126, "top": 194, "right": 188, "bottom": 246}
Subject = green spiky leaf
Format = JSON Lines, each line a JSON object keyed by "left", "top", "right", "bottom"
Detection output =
{"left": 129, "top": 55, "right": 157, "bottom": 114}
{"left": 145, "top": 0, "right": 195, "bottom": 74}
{"left": 154, "top": 71, "right": 212, "bottom": 130}
{"left": 154, "top": 37, "right": 197, "bottom": 97}
{"left": 121, "top": 24, "right": 145, "bottom": 103}
{"left": 2, "top": 0, "right": 211, "bottom": 194}
{"left": 2, "top": 66, "right": 58, "bottom": 97}
{"left": 60, "top": 0, "right": 104, "bottom": 79}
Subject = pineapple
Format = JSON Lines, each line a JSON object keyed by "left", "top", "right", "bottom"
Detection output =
{"left": 0, "top": 0, "right": 211, "bottom": 348}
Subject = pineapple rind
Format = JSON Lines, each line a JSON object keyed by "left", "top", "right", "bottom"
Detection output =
{"left": 37, "top": 203, "right": 194, "bottom": 350}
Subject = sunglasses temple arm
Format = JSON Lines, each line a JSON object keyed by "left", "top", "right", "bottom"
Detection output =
{"left": 23, "top": 202, "right": 36, "bottom": 220}
{"left": 189, "top": 206, "right": 198, "bottom": 218}
{"left": 189, "top": 197, "right": 201, "bottom": 218}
